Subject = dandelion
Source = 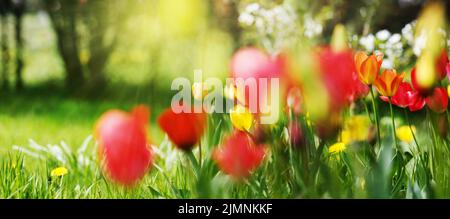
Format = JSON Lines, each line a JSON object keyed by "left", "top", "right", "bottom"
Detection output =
{"left": 396, "top": 125, "right": 416, "bottom": 143}
{"left": 51, "top": 167, "right": 68, "bottom": 177}
{"left": 329, "top": 142, "right": 346, "bottom": 154}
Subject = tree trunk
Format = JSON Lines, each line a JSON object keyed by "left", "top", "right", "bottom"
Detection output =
{"left": 1, "top": 15, "right": 9, "bottom": 90}
{"left": 14, "top": 11, "right": 23, "bottom": 90}
{"left": 46, "top": 3, "right": 84, "bottom": 90}
{"left": 211, "top": 0, "right": 242, "bottom": 49}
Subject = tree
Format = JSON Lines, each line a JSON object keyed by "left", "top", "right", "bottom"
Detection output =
{"left": 43, "top": 0, "right": 130, "bottom": 91}
{"left": 12, "top": 0, "right": 25, "bottom": 90}
{"left": 210, "top": 0, "right": 241, "bottom": 49}
{"left": 0, "top": 0, "right": 12, "bottom": 90}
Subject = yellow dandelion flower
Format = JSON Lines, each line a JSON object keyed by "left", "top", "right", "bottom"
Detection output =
{"left": 396, "top": 125, "right": 416, "bottom": 143}
{"left": 329, "top": 142, "right": 346, "bottom": 154}
{"left": 345, "top": 115, "right": 370, "bottom": 142}
{"left": 230, "top": 104, "right": 253, "bottom": 132}
{"left": 51, "top": 167, "right": 68, "bottom": 177}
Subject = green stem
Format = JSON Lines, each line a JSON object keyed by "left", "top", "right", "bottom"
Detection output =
{"left": 186, "top": 150, "right": 200, "bottom": 178}
{"left": 404, "top": 108, "right": 424, "bottom": 182}
{"left": 404, "top": 108, "right": 420, "bottom": 149}
{"left": 369, "top": 87, "right": 381, "bottom": 146}
{"left": 198, "top": 141, "right": 202, "bottom": 168}
{"left": 388, "top": 98, "right": 399, "bottom": 150}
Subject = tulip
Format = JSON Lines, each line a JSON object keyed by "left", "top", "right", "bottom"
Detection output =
{"left": 158, "top": 108, "right": 207, "bottom": 150}
{"left": 230, "top": 47, "right": 282, "bottom": 81}
{"left": 95, "top": 105, "right": 153, "bottom": 186}
{"left": 408, "top": 91, "right": 426, "bottom": 112}
{"left": 415, "top": 52, "right": 437, "bottom": 93}
{"left": 354, "top": 51, "right": 383, "bottom": 85}
{"left": 374, "top": 69, "right": 405, "bottom": 97}
{"left": 436, "top": 49, "right": 449, "bottom": 80}
{"left": 446, "top": 63, "right": 450, "bottom": 80}
{"left": 288, "top": 121, "right": 305, "bottom": 149}
{"left": 230, "top": 104, "right": 253, "bottom": 132}
{"left": 380, "top": 82, "right": 426, "bottom": 112}
{"left": 213, "top": 131, "right": 265, "bottom": 180}
{"left": 331, "top": 24, "right": 348, "bottom": 52}
{"left": 230, "top": 47, "right": 285, "bottom": 113}
{"left": 286, "top": 86, "right": 303, "bottom": 114}
{"left": 425, "top": 87, "right": 448, "bottom": 113}
{"left": 448, "top": 85, "right": 450, "bottom": 99}
{"left": 380, "top": 82, "right": 414, "bottom": 108}
{"left": 349, "top": 71, "right": 370, "bottom": 102}
{"left": 318, "top": 47, "right": 365, "bottom": 112}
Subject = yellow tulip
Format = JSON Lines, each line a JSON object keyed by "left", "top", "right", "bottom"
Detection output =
{"left": 331, "top": 24, "right": 348, "bottom": 52}
{"left": 230, "top": 105, "right": 253, "bottom": 132}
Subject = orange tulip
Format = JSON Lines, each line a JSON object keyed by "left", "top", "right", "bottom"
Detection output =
{"left": 374, "top": 69, "right": 405, "bottom": 97}
{"left": 354, "top": 51, "right": 383, "bottom": 85}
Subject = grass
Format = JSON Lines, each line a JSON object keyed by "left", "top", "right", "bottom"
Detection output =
{"left": 0, "top": 83, "right": 450, "bottom": 199}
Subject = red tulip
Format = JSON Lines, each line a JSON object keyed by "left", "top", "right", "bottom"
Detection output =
{"left": 158, "top": 108, "right": 207, "bottom": 150}
{"left": 380, "top": 82, "right": 427, "bottom": 112}
{"left": 380, "top": 82, "right": 414, "bottom": 108}
{"left": 230, "top": 47, "right": 287, "bottom": 113}
{"left": 447, "top": 62, "right": 450, "bottom": 80}
{"left": 425, "top": 87, "right": 448, "bottom": 113}
{"left": 286, "top": 86, "right": 303, "bottom": 114}
{"left": 231, "top": 47, "right": 282, "bottom": 81}
{"left": 289, "top": 121, "right": 305, "bottom": 149}
{"left": 95, "top": 105, "right": 153, "bottom": 186}
{"left": 412, "top": 50, "right": 449, "bottom": 93}
{"left": 317, "top": 47, "right": 367, "bottom": 112}
{"left": 213, "top": 131, "right": 265, "bottom": 180}
{"left": 408, "top": 91, "right": 426, "bottom": 112}
{"left": 436, "top": 49, "right": 449, "bottom": 80}
{"left": 349, "top": 70, "right": 370, "bottom": 102}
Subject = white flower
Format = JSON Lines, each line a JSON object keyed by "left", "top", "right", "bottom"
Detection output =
{"left": 413, "top": 31, "right": 427, "bottom": 56}
{"left": 401, "top": 22, "right": 415, "bottom": 44}
{"left": 388, "top": 33, "right": 402, "bottom": 44}
{"left": 304, "top": 16, "right": 322, "bottom": 38}
{"left": 376, "top": 29, "right": 391, "bottom": 41}
{"left": 359, "top": 34, "right": 375, "bottom": 51}
{"left": 246, "top": 3, "right": 260, "bottom": 13}
{"left": 238, "top": 13, "right": 254, "bottom": 26}
{"left": 381, "top": 59, "right": 393, "bottom": 69}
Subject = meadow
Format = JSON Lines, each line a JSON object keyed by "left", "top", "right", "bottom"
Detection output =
{"left": 0, "top": 0, "right": 450, "bottom": 199}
